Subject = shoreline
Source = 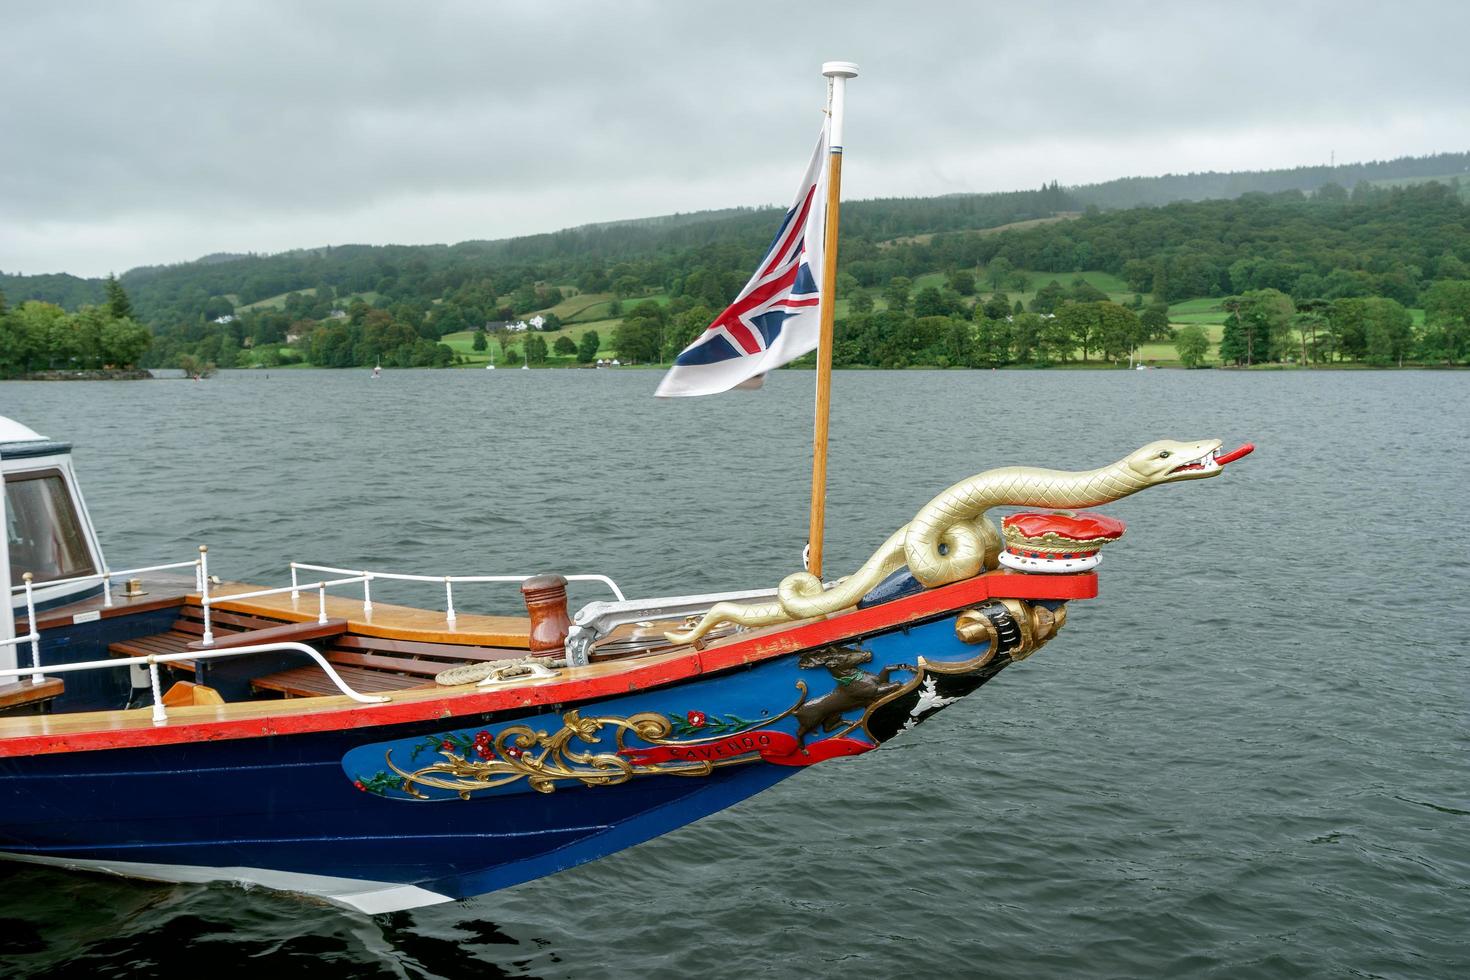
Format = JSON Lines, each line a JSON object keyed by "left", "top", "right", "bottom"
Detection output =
{"left": 13, "top": 369, "right": 153, "bottom": 381}
{"left": 107, "top": 361, "right": 1470, "bottom": 378}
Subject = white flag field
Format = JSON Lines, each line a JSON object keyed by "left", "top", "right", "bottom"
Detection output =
{"left": 655, "top": 125, "right": 829, "bottom": 397}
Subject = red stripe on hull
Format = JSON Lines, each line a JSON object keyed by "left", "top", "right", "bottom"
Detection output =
{"left": 0, "top": 571, "right": 1095, "bottom": 758}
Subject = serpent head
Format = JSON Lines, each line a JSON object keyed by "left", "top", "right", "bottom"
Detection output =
{"left": 1125, "top": 439, "right": 1232, "bottom": 484}
{"left": 668, "top": 437, "right": 1255, "bottom": 646}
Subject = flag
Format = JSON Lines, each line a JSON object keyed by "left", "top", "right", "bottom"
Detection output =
{"left": 655, "top": 124, "right": 829, "bottom": 397}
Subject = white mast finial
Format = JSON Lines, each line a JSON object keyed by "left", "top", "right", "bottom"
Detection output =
{"left": 820, "top": 62, "right": 859, "bottom": 151}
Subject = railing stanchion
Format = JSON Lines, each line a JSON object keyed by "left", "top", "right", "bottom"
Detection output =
{"left": 8, "top": 559, "right": 218, "bottom": 603}
{"left": 198, "top": 545, "right": 214, "bottom": 646}
{"left": 22, "top": 573, "right": 42, "bottom": 685}
{"left": 13, "top": 559, "right": 626, "bottom": 650}
{"left": 1, "top": 642, "right": 392, "bottom": 706}
{"left": 147, "top": 659, "right": 167, "bottom": 724}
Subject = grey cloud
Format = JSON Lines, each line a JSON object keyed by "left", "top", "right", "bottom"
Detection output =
{"left": 2, "top": 0, "right": 1467, "bottom": 276}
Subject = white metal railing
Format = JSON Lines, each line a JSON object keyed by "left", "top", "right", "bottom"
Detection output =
{"left": 7, "top": 557, "right": 205, "bottom": 606}
{"left": 288, "top": 562, "right": 626, "bottom": 623}
{"left": 2, "top": 573, "right": 43, "bottom": 686}
{"left": 7, "top": 554, "right": 203, "bottom": 690}
{"left": 8, "top": 544, "right": 626, "bottom": 660}
{"left": 2, "top": 544, "right": 643, "bottom": 725}
{"left": 200, "top": 574, "right": 371, "bottom": 645}
{"left": 0, "top": 641, "right": 390, "bottom": 725}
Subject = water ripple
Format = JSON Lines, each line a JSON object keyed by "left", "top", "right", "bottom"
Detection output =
{"left": 1, "top": 369, "right": 1466, "bottom": 977}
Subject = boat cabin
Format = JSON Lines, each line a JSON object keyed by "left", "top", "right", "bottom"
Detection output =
{"left": 2, "top": 417, "right": 109, "bottom": 620}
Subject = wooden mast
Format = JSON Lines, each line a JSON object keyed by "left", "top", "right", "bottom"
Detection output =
{"left": 807, "top": 61, "right": 858, "bottom": 579}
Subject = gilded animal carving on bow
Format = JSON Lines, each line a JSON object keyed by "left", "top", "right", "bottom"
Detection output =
{"left": 668, "top": 438, "right": 1236, "bottom": 644}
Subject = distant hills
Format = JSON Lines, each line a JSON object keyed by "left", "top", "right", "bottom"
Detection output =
{"left": 1069, "top": 152, "right": 1470, "bottom": 208}
{"left": 2, "top": 151, "right": 1466, "bottom": 325}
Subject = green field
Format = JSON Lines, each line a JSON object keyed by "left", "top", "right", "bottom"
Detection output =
{"left": 964, "top": 268, "right": 1136, "bottom": 313}
{"left": 880, "top": 213, "right": 1082, "bottom": 249}
{"left": 235, "top": 288, "right": 380, "bottom": 313}
{"left": 489, "top": 286, "right": 672, "bottom": 327}
{"left": 441, "top": 318, "right": 626, "bottom": 367}
{"left": 557, "top": 292, "right": 670, "bottom": 324}
{"left": 1166, "top": 298, "right": 1228, "bottom": 325}
{"left": 1134, "top": 323, "right": 1223, "bottom": 365}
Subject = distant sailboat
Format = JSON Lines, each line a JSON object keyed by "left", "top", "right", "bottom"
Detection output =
{"left": 371, "top": 360, "right": 382, "bottom": 380}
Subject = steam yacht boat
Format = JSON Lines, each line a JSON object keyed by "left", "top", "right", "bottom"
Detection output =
{"left": 0, "top": 415, "right": 1251, "bottom": 912}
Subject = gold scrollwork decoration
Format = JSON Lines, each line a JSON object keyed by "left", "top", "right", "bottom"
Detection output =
{"left": 386, "top": 687, "right": 811, "bottom": 798}
{"left": 955, "top": 608, "right": 1000, "bottom": 650}
{"left": 998, "top": 598, "right": 1067, "bottom": 662}
{"left": 386, "top": 710, "right": 682, "bottom": 799}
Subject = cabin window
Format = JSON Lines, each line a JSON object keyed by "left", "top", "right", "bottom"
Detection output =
{"left": 5, "top": 470, "right": 97, "bottom": 585}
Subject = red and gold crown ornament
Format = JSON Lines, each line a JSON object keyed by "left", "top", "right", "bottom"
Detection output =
{"left": 999, "top": 510, "right": 1127, "bottom": 574}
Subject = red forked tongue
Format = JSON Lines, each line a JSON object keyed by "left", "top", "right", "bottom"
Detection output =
{"left": 1215, "top": 443, "right": 1255, "bottom": 466}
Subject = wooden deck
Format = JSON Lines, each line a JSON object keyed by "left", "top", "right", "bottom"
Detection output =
{"left": 208, "top": 583, "right": 531, "bottom": 648}
{"left": 0, "top": 677, "right": 64, "bottom": 712}
{"left": 12, "top": 575, "right": 531, "bottom": 651}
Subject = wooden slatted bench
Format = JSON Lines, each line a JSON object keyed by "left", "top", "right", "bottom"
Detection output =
{"left": 184, "top": 618, "right": 350, "bottom": 652}
{"left": 109, "top": 604, "right": 347, "bottom": 676}
{"left": 250, "top": 634, "right": 529, "bottom": 698}
{"left": 0, "top": 677, "right": 65, "bottom": 714}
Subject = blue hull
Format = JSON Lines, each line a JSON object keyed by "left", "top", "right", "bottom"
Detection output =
{"left": 0, "top": 598, "right": 1038, "bottom": 909}
{"left": 0, "top": 706, "right": 795, "bottom": 900}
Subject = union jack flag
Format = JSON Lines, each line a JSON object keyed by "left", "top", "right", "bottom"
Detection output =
{"left": 656, "top": 124, "right": 829, "bottom": 397}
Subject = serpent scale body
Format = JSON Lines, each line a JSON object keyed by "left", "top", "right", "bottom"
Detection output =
{"left": 667, "top": 440, "right": 1218, "bottom": 645}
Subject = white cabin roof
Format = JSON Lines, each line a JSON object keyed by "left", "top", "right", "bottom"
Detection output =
{"left": 0, "top": 417, "right": 46, "bottom": 444}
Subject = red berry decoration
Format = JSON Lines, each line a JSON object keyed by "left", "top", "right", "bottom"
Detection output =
{"left": 687, "top": 710, "right": 707, "bottom": 728}
{"left": 475, "top": 745, "right": 493, "bottom": 760}
{"left": 441, "top": 739, "right": 454, "bottom": 751}
{"left": 505, "top": 745, "right": 523, "bottom": 759}
{"left": 474, "top": 730, "right": 491, "bottom": 745}
{"left": 353, "top": 780, "right": 365, "bottom": 791}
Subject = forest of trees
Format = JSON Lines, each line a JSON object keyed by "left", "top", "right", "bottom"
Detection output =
{"left": 949, "top": 181, "right": 1469, "bottom": 303}
{"left": 2, "top": 154, "right": 1468, "bottom": 372}
{"left": 0, "top": 276, "right": 152, "bottom": 378}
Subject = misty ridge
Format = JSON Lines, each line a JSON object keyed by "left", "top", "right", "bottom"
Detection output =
{"left": 4, "top": 151, "right": 1466, "bottom": 309}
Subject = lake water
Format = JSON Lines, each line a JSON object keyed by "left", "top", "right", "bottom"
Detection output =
{"left": 0, "top": 368, "right": 1465, "bottom": 978}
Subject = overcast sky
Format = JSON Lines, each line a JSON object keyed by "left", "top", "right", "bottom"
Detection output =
{"left": 3, "top": 0, "right": 1467, "bottom": 278}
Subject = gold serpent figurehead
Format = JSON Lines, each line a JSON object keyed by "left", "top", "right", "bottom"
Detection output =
{"left": 666, "top": 438, "right": 1252, "bottom": 645}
